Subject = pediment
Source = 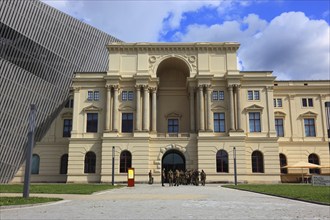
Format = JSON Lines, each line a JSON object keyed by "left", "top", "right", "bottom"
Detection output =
{"left": 119, "top": 106, "right": 136, "bottom": 111}
{"left": 82, "top": 105, "right": 102, "bottom": 112}
{"left": 300, "top": 111, "right": 317, "bottom": 118}
{"left": 165, "top": 112, "right": 182, "bottom": 119}
{"left": 211, "top": 105, "right": 227, "bottom": 111}
{"left": 61, "top": 112, "right": 73, "bottom": 118}
{"left": 274, "top": 111, "right": 286, "bottom": 118}
{"left": 244, "top": 104, "right": 264, "bottom": 112}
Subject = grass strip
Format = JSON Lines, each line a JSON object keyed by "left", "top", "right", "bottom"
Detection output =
{"left": 0, "top": 197, "right": 62, "bottom": 206}
{"left": 0, "top": 184, "right": 123, "bottom": 194}
{"left": 223, "top": 184, "right": 330, "bottom": 205}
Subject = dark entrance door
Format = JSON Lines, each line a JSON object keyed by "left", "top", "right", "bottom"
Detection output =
{"left": 162, "top": 150, "right": 185, "bottom": 183}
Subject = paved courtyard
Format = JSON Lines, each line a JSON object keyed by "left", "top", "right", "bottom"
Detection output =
{"left": 1, "top": 184, "right": 329, "bottom": 219}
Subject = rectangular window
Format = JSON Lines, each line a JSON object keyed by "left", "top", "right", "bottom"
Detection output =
{"left": 218, "top": 91, "right": 224, "bottom": 100}
{"left": 65, "top": 98, "right": 74, "bottom": 108}
{"left": 87, "top": 113, "right": 98, "bottom": 133}
{"left": 249, "top": 112, "right": 261, "bottom": 132}
{"left": 302, "top": 98, "right": 313, "bottom": 107}
{"left": 214, "top": 113, "right": 226, "bottom": 132}
{"left": 248, "top": 90, "right": 260, "bottom": 100}
{"left": 274, "top": 98, "right": 282, "bottom": 107}
{"left": 304, "top": 118, "right": 316, "bottom": 137}
{"left": 168, "top": 119, "right": 179, "bottom": 133}
{"left": 63, "top": 119, "right": 72, "bottom": 137}
{"left": 128, "top": 91, "right": 134, "bottom": 101}
{"left": 87, "top": 91, "right": 93, "bottom": 101}
{"left": 122, "top": 113, "right": 133, "bottom": 133}
{"left": 254, "top": 91, "right": 260, "bottom": 100}
{"left": 94, "top": 91, "right": 100, "bottom": 101}
{"left": 122, "top": 91, "right": 128, "bottom": 101}
{"left": 248, "top": 91, "right": 253, "bottom": 100}
{"left": 275, "top": 118, "right": 284, "bottom": 137}
{"left": 212, "top": 91, "right": 218, "bottom": 101}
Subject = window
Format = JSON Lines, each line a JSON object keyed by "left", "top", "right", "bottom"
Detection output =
{"left": 212, "top": 91, "right": 224, "bottom": 101}
{"left": 60, "top": 154, "right": 68, "bottom": 174}
{"left": 128, "top": 91, "right": 134, "bottom": 101}
{"left": 216, "top": 150, "right": 228, "bottom": 173}
{"left": 251, "top": 151, "right": 264, "bottom": 173}
{"left": 248, "top": 90, "right": 260, "bottom": 100}
{"left": 249, "top": 112, "right": 261, "bottom": 132}
{"left": 304, "top": 118, "right": 316, "bottom": 137}
{"left": 274, "top": 98, "right": 282, "bottom": 107}
{"left": 87, "top": 113, "right": 98, "bottom": 133}
{"left": 120, "top": 151, "right": 132, "bottom": 173}
{"left": 84, "top": 151, "right": 96, "bottom": 173}
{"left": 87, "top": 91, "right": 100, "bottom": 101}
{"left": 308, "top": 154, "right": 320, "bottom": 174}
{"left": 279, "top": 154, "right": 287, "bottom": 174}
{"left": 32, "top": 154, "right": 40, "bottom": 174}
{"left": 214, "top": 113, "right": 225, "bottom": 132}
{"left": 302, "top": 98, "right": 313, "bottom": 107}
{"left": 65, "top": 98, "right": 74, "bottom": 108}
{"left": 275, "top": 118, "right": 284, "bottom": 137}
{"left": 94, "top": 91, "right": 100, "bottom": 101}
{"left": 63, "top": 119, "right": 72, "bottom": 137}
{"left": 168, "top": 119, "right": 179, "bottom": 133}
{"left": 122, "top": 113, "right": 133, "bottom": 133}
{"left": 87, "top": 91, "right": 93, "bottom": 101}
{"left": 122, "top": 91, "right": 134, "bottom": 101}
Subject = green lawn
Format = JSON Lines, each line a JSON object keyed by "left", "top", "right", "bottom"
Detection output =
{"left": 223, "top": 184, "right": 330, "bottom": 205}
{"left": 0, "top": 197, "right": 62, "bottom": 206}
{"left": 0, "top": 184, "right": 123, "bottom": 194}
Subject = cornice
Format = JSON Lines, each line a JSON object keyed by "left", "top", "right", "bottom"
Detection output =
{"left": 107, "top": 42, "right": 240, "bottom": 52}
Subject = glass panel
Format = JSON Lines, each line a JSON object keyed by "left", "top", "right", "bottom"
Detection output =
{"left": 277, "top": 99, "right": 282, "bottom": 107}
{"left": 94, "top": 91, "right": 99, "bottom": 101}
{"left": 308, "top": 98, "right": 313, "bottom": 107}
{"left": 302, "top": 98, "right": 307, "bottom": 107}
{"left": 128, "top": 91, "right": 134, "bottom": 101}
{"left": 31, "top": 154, "right": 40, "bottom": 174}
{"left": 212, "top": 91, "right": 218, "bottom": 100}
{"left": 248, "top": 91, "right": 253, "bottom": 100}
{"left": 122, "top": 91, "right": 127, "bottom": 101}
{"left": 219, "top": 91, "right": 224, "bottom": 100}
{"left": 254, "top": 91, "right": 260, "bottom": 100}
{"left": 87, "top": 91, "right": 93, "bottom": 101}
{"left": 87, "top": 113, "right": 98, "bottom": 132}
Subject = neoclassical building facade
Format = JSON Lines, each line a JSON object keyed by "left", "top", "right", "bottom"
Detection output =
{"left": 12, "top": 42, "right": 330, "bottom": 183}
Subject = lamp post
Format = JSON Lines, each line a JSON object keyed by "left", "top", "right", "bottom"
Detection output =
{"left": 233, "top": 147, "right": 237, "bottom": 186}
{"left": 23, "top": 104, "right": 36, "bottom": 198}
{"left": 112, "top": 146, "right": 115, "bottom": 185}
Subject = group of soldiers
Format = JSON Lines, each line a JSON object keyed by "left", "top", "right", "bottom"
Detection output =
{"left": 162, "top": 169, "right": 206, "bottom": 186}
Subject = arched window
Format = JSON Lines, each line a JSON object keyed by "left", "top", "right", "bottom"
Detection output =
{"left": 31, "top": 154, "right": 40, "bottom": 174}
{"left": 216, "top": 150, "right": 228, "bottom": 173}
{"left": 60, "top": 154, "right": 68, "bottom": 174}
{"left": 251, "top": 151, "right": 264, "bottom": 173}
{"left": 279, "top": 153, "right": 287, "bottom": 174}
{"left": 84, "top": 151, "right": 96, "bottom": 173}
{"left": 308, "top": 153, "right": 320, "bottom": 174}
{"left": 120, "top": 151, "right": 132, "bottom": 173}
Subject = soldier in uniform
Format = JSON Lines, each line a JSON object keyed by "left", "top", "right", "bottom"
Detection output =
{"left": 175, "top": 169, "right": 180, "bottom": 186}
{"left": 148, "top": 170, "right": 153, "bottom": 184}
{"left": 168, "top": 169, "right": 174, "bottom": 186}
{"left": 161, "top": 168, "right": 165, "bottom": 186}
{"left": 200, "top": 169, "right": 206, "bottom": 186}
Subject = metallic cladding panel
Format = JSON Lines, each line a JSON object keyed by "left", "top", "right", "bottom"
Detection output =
{"left": 0, "top": 0, "right": 121, "bottom": 183}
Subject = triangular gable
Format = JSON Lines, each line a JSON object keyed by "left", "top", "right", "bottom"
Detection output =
{"left": 82, "top": 105, "right": 102, "bottom": 112}
{"left": 274, "top": 111, "right": 286, "bottom": 118}
{"left": 244, "top": 104, "right": 264, "bottom": 112}
{"left": 165, "top": 112, "right": 182, "bottom": 119}
{"left": 300, "top": 111, "right": 317, "bottom": 118}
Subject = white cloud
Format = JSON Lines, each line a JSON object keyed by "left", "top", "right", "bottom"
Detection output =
{"left": 173, "top": 12, "right": 330, "bottom": 80}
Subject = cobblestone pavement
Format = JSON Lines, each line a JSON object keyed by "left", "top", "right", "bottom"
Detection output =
{"left": 1, "top": 184, "right": 329, "bottom": 220}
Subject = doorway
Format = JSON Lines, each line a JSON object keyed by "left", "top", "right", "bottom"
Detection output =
{"left": 162, "top": 150, "right": 185, "bottom": 182}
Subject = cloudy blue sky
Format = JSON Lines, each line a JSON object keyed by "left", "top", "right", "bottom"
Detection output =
{"left": 42, "top": 0, "right": 329, "bottom": 81}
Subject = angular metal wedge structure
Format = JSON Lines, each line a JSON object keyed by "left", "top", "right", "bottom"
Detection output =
{"left": 0, "top": 0, "right": 121, "bottom": 183}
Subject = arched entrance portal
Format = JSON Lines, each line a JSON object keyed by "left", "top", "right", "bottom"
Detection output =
{"left": 162, "top": 150, "right": 185, "bottom": 182}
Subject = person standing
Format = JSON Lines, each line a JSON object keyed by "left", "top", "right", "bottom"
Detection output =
{"left": 161, "top": 168, "right": 165, "bottom": 186}
{"left": 201, "top": 170, "right": 206, "bottom": 186}
{"left": 148, "top": 170, "right": 153, "bottom": 184}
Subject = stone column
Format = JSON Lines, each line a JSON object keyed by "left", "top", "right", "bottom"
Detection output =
{"left": 266, "top": 86, "right": 276, "bottom": 136}
{"left": 236, "top": 85, "right": 243, "bottom": 131}
{"left": 112, "top": 85, "right": 119, "bottom": 131}
{"left": 206, "top": 85, "right": 213, "bottom": 131}
{"left": 135, "top": 85, "right": 141, "bottom": 131}
{"left": 71, "top": 87, "right": 80, "bottom": 135}
{"left": 228, "top": 85, "right": 235, "bottom": 131}
{"left": 143, "top": 85, "right": 150, "bottom": 131}
{"left": 151, "top": 87, "right": 157, "bottom": 132}
{"left": 199, "top": 85, "right": 205, "bottom": 131}
{"left": 189, "top": 87, "right": 195, "bottom": 132}
{"left": 105, "top": 85, "right": 111, "bottom": 131}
